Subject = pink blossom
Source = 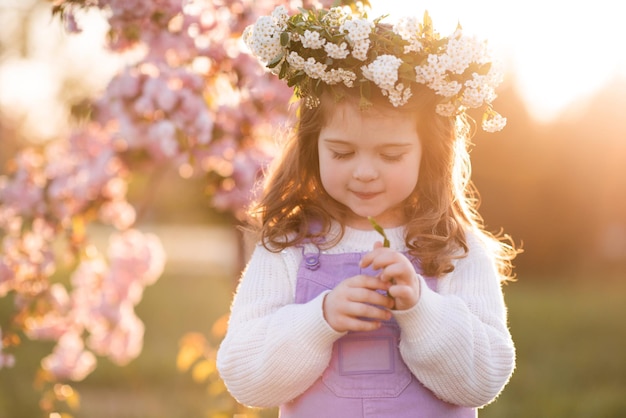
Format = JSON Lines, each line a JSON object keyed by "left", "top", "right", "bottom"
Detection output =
{"left": 0, "top": 149, "right": 46, "bottom": 217}
{"left": 2, "top": 0, "right": 300, "bottom": 387}
{"left": 108, "top": 229, "right": 166, "bottom": 289}
{"left": 154, "top": 82, "right": 178, "bottom": 112}
{"left": 87, "top": 304, "right": 145, "bottom": 365}
{"left": 0, "top": 219, "right": 56, "bottom": 296}
{"left": 211, "top": 144, "right": 272, "bottom": 220}
{"left": 0, "top": 352, "right": 15, "bottom": 369}
{"left": 0, "top": 327, "right": 15, "bottom": 369}
{"left": 0, "top": 260, "right": 12, "bottom": 297}
{"left": 147, "top": 120, "right": 179, "bottom": 158}
{"left": 107, "top": 68, "right": 142, "bottom": 99}
{"left": 70, "top": 258, "right": 109, "bottom": 328}
{"left": 44, "top": 125, "right": 124, "bottom": 223}
{"left": 98, "top": 200, "right": 137, "bottom": 230}
{"left": 41, "top": 332, "right": 97, "bottom": 381}
{"left": 24, "top": 284, "right": 74, "bottom": 341}
{"left": 100, "top": 64, "right": 213, "bottom": 161}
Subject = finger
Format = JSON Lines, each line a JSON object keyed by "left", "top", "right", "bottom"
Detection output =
{"left": 380, "top": 263, "right": 412, "bottom": 283}
{"left": 341, "top": 318, "right": 383, "bottom": 332}
{"left": 346, "top": 302, "right": 392, "bottom": 322}
{"left": 363, "top": 249, "right": 402, "bottom": 272}
{"left": 359, "top": 244, "right": 387, "bottom": 268}
{"left": 345, "top": 285, "right": 395, "bottom": 311}
{"left": 388, "top": 284, "right": 419, "bottom": 310}
{"left": 345, "top": 274, "right": 390, "bottom": 292}
{"left": 377, "top": 292, "right": 396, "bottom": 309}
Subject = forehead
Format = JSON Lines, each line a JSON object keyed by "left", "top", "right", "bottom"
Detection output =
{"left": 319, "top": 99, "right": 419, "bottom": 143}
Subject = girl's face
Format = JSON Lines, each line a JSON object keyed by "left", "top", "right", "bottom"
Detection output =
{"left": 318, "top": 100, "right": 422, "bottom": 229}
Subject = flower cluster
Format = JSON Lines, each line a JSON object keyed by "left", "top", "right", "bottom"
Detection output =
{"left": 24, "top": 229, "right": 165, "bottom": 380}
{"left": 243, "top": 6, "right": 507, "bottom": 132}
{"left": 1, "top": 1, "right": 302, "bottom": 414}
{"left": 98, "top": 63, "right": 213, "bottom": 161}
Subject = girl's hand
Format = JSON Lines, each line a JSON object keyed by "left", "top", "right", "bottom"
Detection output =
{"left": 360, "top": 242, "right": 421, "bottom": 311}
{"left": 323, "top": 275, "right": 395, "bottom": 333}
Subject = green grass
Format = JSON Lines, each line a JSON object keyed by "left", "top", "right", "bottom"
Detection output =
{"left": 2, "top": 265, "right": 625, "bottom": 417}
{"left": 481, "top": 276, "right": 626, "bottom": 418}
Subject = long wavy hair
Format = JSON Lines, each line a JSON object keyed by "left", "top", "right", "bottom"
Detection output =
{"left": 248, "top": 85, "right": 518, "bottom": 280}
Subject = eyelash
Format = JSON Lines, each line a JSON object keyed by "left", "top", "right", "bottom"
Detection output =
{"left": 331, "top": 152, "right": 404, "bottom": 161}
{"left": 332, "top": 152, "right": 353, "bottom": 160}
{"left": 381, "top": 154, "right": 403, "bottom": 162}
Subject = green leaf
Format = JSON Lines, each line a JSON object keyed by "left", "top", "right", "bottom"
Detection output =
{"left": 398, "top": 62, "right": 415, "bottom": 79}
{"left": 279, "top": 61, "right": 288, "bottom": 79}
{"left": 368, "top": 217, "right": 390, "bottom": 248}
{"left": 280, "top": 31, "right": 290, "bottom": 47}
{"left": 287, "top": 71, "right": 306, "bottom": 87}
{"left": 267, "top": 53, "right": 284, "bottom": 69}
{"left": 367, "top": 216, "right": 394, "bottom": 305}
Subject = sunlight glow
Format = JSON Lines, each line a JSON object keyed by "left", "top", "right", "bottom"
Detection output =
{"left": 370, "top": 0, "right": 626, "bottom": 122}
{"left": 2, "top": 0, "right": 625, "bottom": 140}
{"left": 0, "top": 7, "right": 121, "bottom": 142}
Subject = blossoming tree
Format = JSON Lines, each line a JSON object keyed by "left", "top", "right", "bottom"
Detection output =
{"left": 0, "top": 0, "right": 374, "bottom": 415}
{"left": 0, "top": 0, "right": 514, "bottom": 414}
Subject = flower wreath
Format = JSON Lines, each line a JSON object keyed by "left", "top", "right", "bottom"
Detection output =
{"left": 243, "top": 6, "right": 507, "bottom": 132}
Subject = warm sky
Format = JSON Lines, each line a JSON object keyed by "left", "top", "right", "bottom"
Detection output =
{"left": 371, "top": 0, "right": 626, "bottom": 122}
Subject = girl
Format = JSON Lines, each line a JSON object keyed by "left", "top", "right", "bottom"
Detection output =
{"left": 217, "top": 6, "right": 518, "bottom": 417}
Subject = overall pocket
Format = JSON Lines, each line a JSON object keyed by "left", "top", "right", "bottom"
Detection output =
{"left": 322, "top": 323, "right": 412, "bottom": 398}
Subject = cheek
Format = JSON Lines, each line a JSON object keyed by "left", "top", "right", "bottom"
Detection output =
{"left": 317, "top": 151, "right": 333, "bottom": 189}
{"left": 318, "top": 154, "right": 341, "bottom": 188}
{"left": 394, "top": 154, "right": 421, "bottom": 191}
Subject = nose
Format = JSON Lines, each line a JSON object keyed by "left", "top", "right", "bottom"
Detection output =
{"left": 352, "top": 159, "right": 379, "bottom": 182}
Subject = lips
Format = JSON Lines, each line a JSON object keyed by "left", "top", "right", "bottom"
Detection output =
{"left": 352, "top": 191, "right": 381, "bottom": 200}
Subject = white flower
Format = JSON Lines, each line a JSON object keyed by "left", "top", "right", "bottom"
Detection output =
{"left": 387, "top": 83, "right": 412, "bottom": 107}
{"left": 340, "top": 19, "right": 373, "bottom": 60}
{"left": 323, "top": 6, "right": 350, "bottom": 26}
{"left": 305, "top": 95, "right": 321, "bottom": 108}
{"left": 351, "top": 39, "right": 370, "bottom": 61}
{"left": 340, "top": 18, "right": 373, "bottom": 43}
{"left": 393, "top": 16, "right": 419, "bottom": 40}
{"left": 271, "top": 5, "right": 289, "bottom": 30}
{"left": 445, "top": 34, "right": 491, "bottom": 74}
{"left": 414, "top": 54, "right": 447, "bottom": 85}
{"left": 362, "top": 55, "right": 411, "bottom": 106}
{"left": 462, "top": 73, "right": 496, "bottom": 108}
{"left": 361, "top": 55, "right": 402, "bottom": 90}
{"left": 434, "top": 80, "right": 462, "bottom": 98}
{"left": 301, "top": 30, "right": 326, "bottom": 49}
{"left": 321, "top": 68, "right": 356, "bottom": 87}
{"left": 243, "top": 16, "right": 283, "bottom": 64}
{"left": 436, "top": 102, "right": 457, "bottom": 117}
{"left": 482, "top": 112, "right": 507, "bottom": 132}
{"left": 303, "top": 57, "right": 327, "bottom": 79}
{"left": 286, "top": 51, "right": 306, "bottom": 71}
{"left": 392, "top": 16, "right": 423, "bottom": 53}
{"left": 241, "top": 8, "right": 506, "bottom": 131}
{"left": 324, "top": 42, "right": 349, "bottom": 59}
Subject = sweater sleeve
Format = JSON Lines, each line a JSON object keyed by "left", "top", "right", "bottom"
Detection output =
{"left": 216, "top": 244, "right": 345, "bottom": 407}
{"left": 393, "top": 232, "right": 516, "bottom": 407}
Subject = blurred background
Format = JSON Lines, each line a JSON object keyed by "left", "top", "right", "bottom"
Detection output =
{"left": 1, "top": 0, "right": 625, "bottom": 417}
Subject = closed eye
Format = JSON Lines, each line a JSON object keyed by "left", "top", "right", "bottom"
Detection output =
{"left": 381, "top": 154, "right": 404, "bottom": 162}
{"left": 332, "top": 151, "right": 354, "bottom": 160}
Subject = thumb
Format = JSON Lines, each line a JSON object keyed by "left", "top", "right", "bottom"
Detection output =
{"left": 373, "top": 241, "right": 384, "bottom": 249}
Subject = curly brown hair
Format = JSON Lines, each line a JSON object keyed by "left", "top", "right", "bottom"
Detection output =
{"left": 248, "top": 85, "right": 517, "bottom": 280}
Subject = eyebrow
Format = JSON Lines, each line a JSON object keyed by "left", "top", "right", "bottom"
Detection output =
{"left": 322, "top": 139, "right": 415, "bottom": 149}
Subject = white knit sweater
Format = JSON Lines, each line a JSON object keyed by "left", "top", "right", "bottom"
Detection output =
{"left": 216, "top": 224, "right": 515, "bottom": 409}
